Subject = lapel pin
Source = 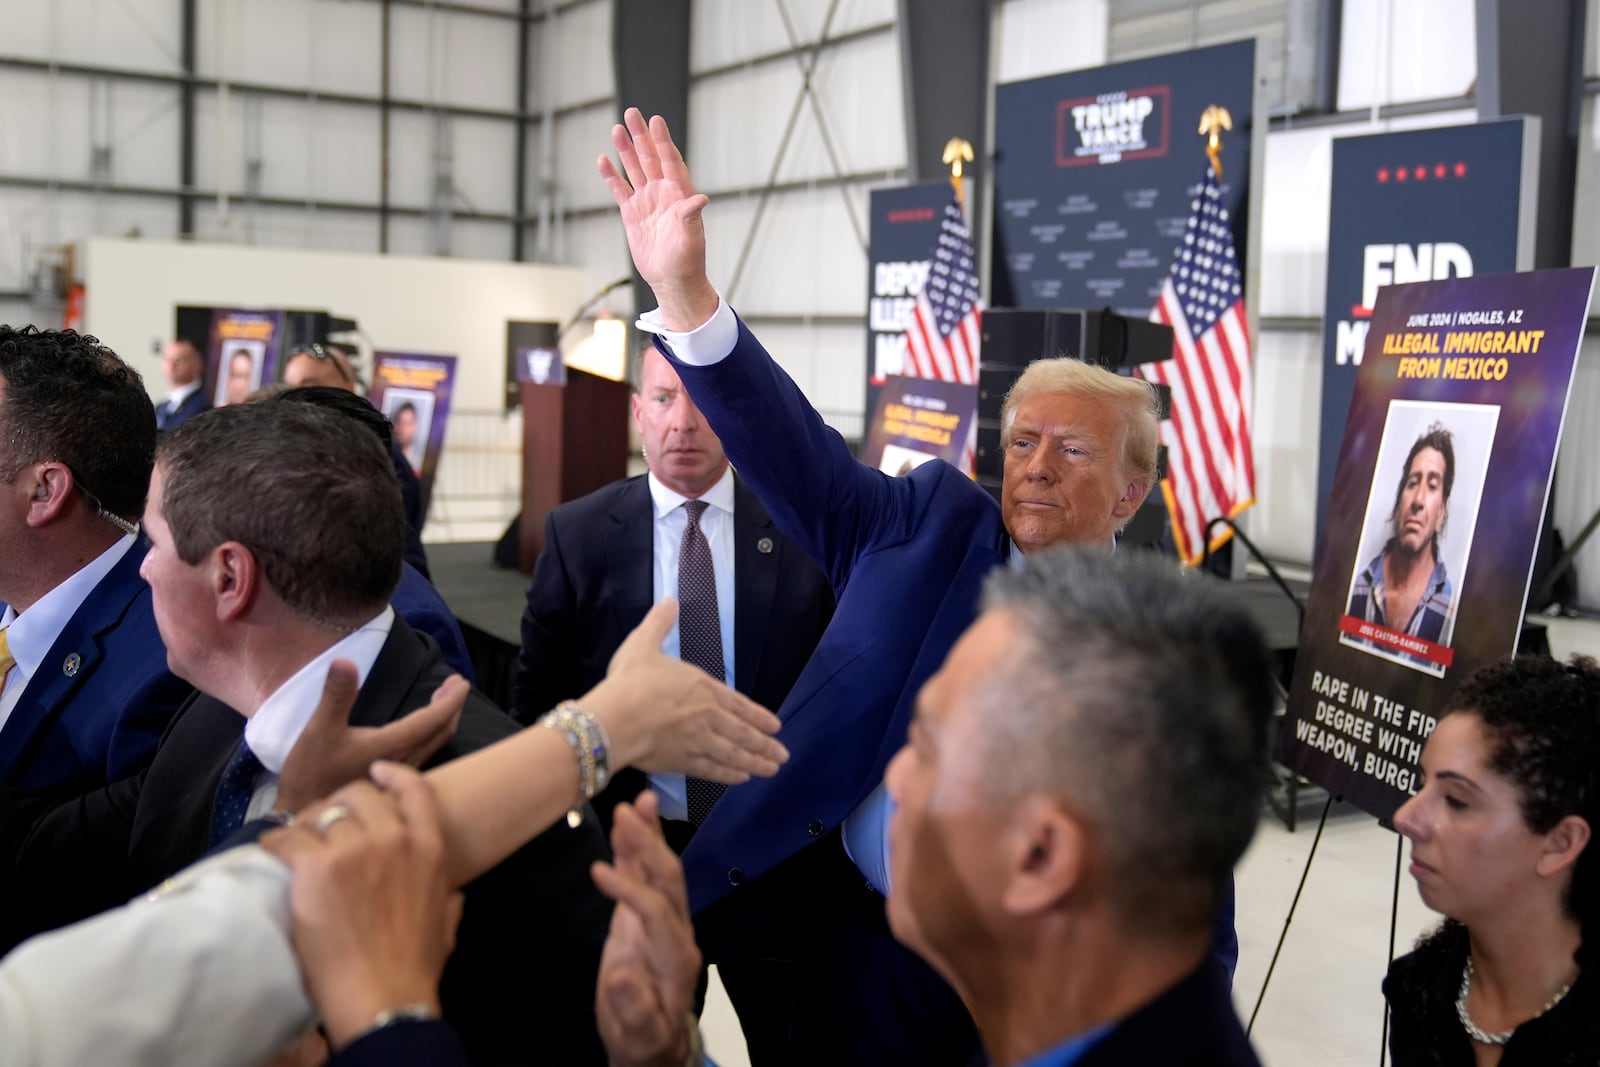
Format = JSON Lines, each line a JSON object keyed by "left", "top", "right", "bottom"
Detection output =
{"left": 757, "top": 537, "right": 774, "bottom": 555}
{"left": 63, "top": 653, "right": 82, "bottom": 678}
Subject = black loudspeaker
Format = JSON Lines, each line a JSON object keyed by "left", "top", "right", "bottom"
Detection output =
{"left": 974, "top": 307, "right": 1176, "bottom": 549}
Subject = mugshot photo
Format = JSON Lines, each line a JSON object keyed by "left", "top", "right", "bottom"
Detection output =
{"left": 1340, "top": 399, "right": 1498, "bottom": 676}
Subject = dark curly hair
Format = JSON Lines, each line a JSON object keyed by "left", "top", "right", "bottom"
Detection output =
{"left": 0, "top": 325, "right": 156, "bottom": 520}
{"left": 1443, "top": 654, "right": 1600, "bottom": 958}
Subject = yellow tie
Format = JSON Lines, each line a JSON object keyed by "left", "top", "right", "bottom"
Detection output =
{"left": 0, "top": 628, "right": 13, "bottom": 701}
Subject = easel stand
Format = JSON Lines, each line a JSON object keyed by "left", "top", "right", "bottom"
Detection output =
{"left": 1245, "top": 796, "right": 1405, "bottom": 1067}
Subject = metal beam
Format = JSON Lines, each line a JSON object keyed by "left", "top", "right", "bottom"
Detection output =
{"left": 0, "top": 55, "right": 523, "bottom": 123}
{"left": 691, "top": 21, "right": 894, "bottom": 83}
{"left": 380, "top": 0, "right": 392, "bottom": 252}
{"left": 1265, "top": 93, "right": 1477, "bottom": 131}
{"left": 560, "top": 164, "right": 910, "bottom": 222}
{"left": 0, "top": 173, "right": 517, "bottom": 224}
{"left": 179, "top": 0, "right": 196, "bottom": 236}
{"left": 1477, "top": 0, "right": 1586, "bottom": 268}
{"left": 512, "top": 0, "right": 531, "bottom": 261}
{"left": 612, "top": 0, "right": 692, "bottom": 322}
{"left": 896, "top": 0, "right": 990, "bottom": 188}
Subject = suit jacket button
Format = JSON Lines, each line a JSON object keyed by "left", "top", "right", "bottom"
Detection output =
{"left": 727, "top": 867, "right": 744, "bottom": 886}
{"left": 807, "top": 819, "right": 824, "bottom": 837}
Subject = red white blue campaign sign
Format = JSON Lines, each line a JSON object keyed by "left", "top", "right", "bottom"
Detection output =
{"left": 1280, "top": 267, "right": 1595, "bottom": 819}
{"left": 865, "top": 182, "right": 954, "bottom": 421}
{"left": 1314, "top": 118, "right": 1538, "bottom": 547}
{"left": 991, "top": 40, "right": 1254, "bottom": 315}
{"left": 860, "top": 375, "right": 979, "bottom": 475}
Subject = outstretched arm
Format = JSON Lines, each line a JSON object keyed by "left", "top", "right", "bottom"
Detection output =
{"left": 599, "top": 108, "right": 923, "bottom": 582}
{"left": 281, "top": 600, "right": 786, "bottom": 889}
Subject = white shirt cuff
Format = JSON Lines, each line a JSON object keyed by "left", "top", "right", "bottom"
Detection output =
{"left": 635, "top": 297, "right": 738, "bottom": 366}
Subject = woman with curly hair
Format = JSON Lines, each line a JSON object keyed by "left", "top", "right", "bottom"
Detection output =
{"left": 1385, "top": 654, "right": 1600, "bottom": 1064}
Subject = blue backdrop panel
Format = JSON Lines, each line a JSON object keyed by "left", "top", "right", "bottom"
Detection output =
{"left": 1315, "top": 119, "right": 1536, "bottom": 553}
{"left": 991, "top": 40, "right": 1255, "bottom": 317}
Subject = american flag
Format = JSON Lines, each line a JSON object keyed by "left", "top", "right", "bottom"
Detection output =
{"left": 904, "top": 192, "right": 983, "bottom": 473}
{"left": 1140, "top": 165, "right": 1256, "bottom": 565}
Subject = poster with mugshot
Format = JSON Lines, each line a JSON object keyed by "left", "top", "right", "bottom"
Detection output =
{"left": 860, "top": 375, "right": 979, "bottom": 476}
{"left": 1279, "top": 267, "right": 1595, "bottom": 819}
{"left": 369, "top": 351, "right": 458, "bottom": 518}
{"left": 206, "top": 308, "right": 284, "bottom": 407}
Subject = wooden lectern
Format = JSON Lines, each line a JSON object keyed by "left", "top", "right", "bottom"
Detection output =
{"left": 518, "top": 368, "right": 630, "bottom": 573}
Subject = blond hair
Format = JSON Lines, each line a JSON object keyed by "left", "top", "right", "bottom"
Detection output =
{"left": 999, "top": 358, "right": 1160, "bottom": 486}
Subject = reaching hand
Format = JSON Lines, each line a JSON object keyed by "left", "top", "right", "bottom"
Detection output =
{"left": 591, "top": 793, "right": 702, "bottom": 1067}
{"left": 263, "top": 767, "right": 463, "bottom": 1050}
{"left": 276, "top": 660, "right": 467, "bottom": 813}
{"left": 587, "top": 599, "right": 788, "bottom": 782}
{"left": 598, "top": 107, "right": 720, "bottom": 331}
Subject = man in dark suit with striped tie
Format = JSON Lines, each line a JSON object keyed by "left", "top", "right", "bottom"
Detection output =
{"left": 0, "top": 401, "right": 616, "bottom": 1065}
{"left": 515, "top": 343, "right": 834, "bottom": 1062}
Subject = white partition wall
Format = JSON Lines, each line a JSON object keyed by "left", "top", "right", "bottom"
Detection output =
{"left": 84, "top": 237, "right": 593, "bottom": 543}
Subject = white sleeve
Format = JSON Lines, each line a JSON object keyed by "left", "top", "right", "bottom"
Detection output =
{"left": 0, "top": 845, "right": 314, "bottom": 1067}
{"left": 635, "top": 297, "right": 738, "bottom": 366}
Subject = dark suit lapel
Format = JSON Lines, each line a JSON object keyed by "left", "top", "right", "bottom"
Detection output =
{"left": 732, "top": 477, "right": 779, "bottom": 693}
{"left": 605, "top": 477, "right": 656, "bottom": 628}
{"left": 0, "top": 541, "right": 147, "bottom": 782}
{"left": 347, "top": 617, "right": 434, "bottom": 728}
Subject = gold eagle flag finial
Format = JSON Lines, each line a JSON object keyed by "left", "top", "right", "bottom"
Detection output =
{"left": 943, "top": 137, "right": 975, "bottom": 207}
{"left": 1198, "top": 105, "right": 1233, "bottom": 178}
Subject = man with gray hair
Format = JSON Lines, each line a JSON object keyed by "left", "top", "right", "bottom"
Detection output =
{"left": 573, "top": 547, "right": 1272, "bottom": 1066}
{"left": 882, "top": 546, "right": 1270, "bottom": 1065}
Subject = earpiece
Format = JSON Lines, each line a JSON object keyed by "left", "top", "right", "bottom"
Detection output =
{"left": 35, "top": 486, "right": 47, "bottom": 499}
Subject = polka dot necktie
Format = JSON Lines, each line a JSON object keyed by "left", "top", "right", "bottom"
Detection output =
{"left": 679, "top": 501, "right": 728, "bottom": 826}
{"left": 0, "top": 628, "right": 14, "bottom": 700}
{"left": 209, "top": 739, "right": 266, "bottom": 849}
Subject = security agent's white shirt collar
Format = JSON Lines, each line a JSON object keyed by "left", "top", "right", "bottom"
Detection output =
{"left": 0, "top": 532, "right": 138, "bottom": 734}
{"left": 239, "top": 606, "right": 394, "bottom": 819}
{"left": 646, "top": 466, "right": 737, "bottom": 821}
{"left": 165, "top": 379, "right": 202, "bottom": 410}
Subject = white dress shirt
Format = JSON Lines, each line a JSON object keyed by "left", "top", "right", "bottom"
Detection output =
{"left": 0, "top": 533, "right": 138, "bottom": 735}
{"left": 163, "top": 379, "right": 201, "bottom": 415}
{"left": 646, "top": 467, "right": 737, "bottom": 821}
{"left": 236, "top": 607, "right": 395, "bottom": 822}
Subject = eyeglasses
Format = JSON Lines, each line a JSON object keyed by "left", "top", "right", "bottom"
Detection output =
{"left": 289, "top": 343, "right": 357, "bottom": 386}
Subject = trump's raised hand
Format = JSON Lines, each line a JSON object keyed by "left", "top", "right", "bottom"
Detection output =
{"left": 597, "top": 107, "right": 719, "bottom": 331}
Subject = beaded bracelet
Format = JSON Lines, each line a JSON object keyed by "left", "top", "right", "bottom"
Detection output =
{"left": 537, "top": 702, "right": 613, "bottom": 824}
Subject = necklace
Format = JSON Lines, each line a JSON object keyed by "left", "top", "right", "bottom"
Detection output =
{"left": 1455, "top": 957, "right": 1575, "bottom": 1046}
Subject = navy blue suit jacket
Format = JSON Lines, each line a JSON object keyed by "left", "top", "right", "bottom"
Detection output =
{"left": 513, "top": 472, "right": 834, "bottom": 830}
{"left": 154, "top": 389, "right": 211, "bottom": 431}
{"left": 662, "top": 317, "right": 1009, "bottom": 913}
{"left": 663, "top": 315, "right": 1238, "bottom": 979}
{"left": 1076, "top": 960, "right": 1261, "bottom": 1066}
{"left": 393, "top": 562, "right": 475, "bottom": 683}
{"left": 0, "top": 540, "right": 192, "bottom": 793}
